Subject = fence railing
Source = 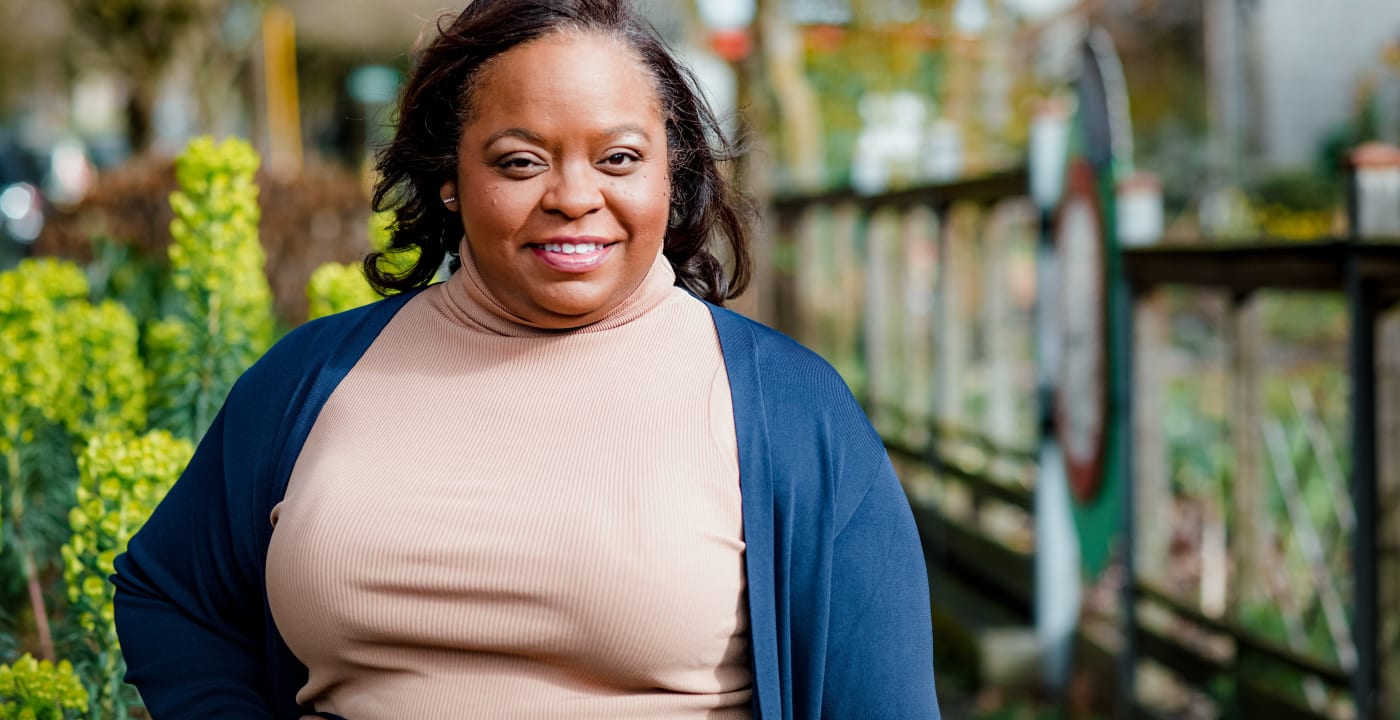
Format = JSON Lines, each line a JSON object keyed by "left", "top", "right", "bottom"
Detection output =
{"left": 1121, "top": 239, "right": 1400, "bottom": 720}
{"left": 769, "top": 170, "right": 1042, "bottom": 625}
{"left": 765, "top": 158, "right": 1400, "bottom": 718}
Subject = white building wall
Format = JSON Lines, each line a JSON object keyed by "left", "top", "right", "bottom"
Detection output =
{"left": 1253, "top": 0, "right": 1400, "bottom": 168}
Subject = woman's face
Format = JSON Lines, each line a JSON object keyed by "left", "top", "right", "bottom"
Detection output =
{"left": 445, "top": 31, "right": 671, "bottom": 329}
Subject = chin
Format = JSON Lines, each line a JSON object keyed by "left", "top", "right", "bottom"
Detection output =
{"left": 533, "top": 292, "right": 614, "bottom": 325}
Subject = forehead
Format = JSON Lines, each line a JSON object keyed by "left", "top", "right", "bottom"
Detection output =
{"left": 465, "top": 31, "right": 663, "bottom": 132}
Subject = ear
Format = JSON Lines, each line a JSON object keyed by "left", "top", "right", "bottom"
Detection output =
{"left": 439, "top": 181, "right": 459, "bottom": 209}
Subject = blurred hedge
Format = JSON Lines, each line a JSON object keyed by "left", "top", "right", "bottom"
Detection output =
{"left": 35, "top": 155, "right": 377, "bottom": 325}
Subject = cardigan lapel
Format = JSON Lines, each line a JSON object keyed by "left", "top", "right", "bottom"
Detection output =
{"left": 707, "top": 303, "right": 782, "bottom": 720}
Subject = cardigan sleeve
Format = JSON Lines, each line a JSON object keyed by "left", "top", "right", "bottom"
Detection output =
{"left": 707, "top": 303, "right": 942, "bottom": 719}
{"left": 112, "top": 293, "right": 417, "bottom": 719}
{"left": 111, "top": 406, "right": 280, "bottom": 718}
{"left": 822, "top": 448, "right": 941, "bottom": 719}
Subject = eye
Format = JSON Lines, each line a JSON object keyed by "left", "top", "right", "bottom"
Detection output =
{"left": 598, "top": 151, "right": 641, "bottom": 172}
{"left": 495, "top": 154, "right": 546, "bottom": 178}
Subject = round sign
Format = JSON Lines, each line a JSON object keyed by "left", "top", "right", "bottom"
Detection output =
{"left": 1054, "top": 159, "right": 1108, "bottom": 502}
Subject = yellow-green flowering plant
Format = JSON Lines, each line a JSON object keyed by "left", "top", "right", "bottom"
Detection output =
{"left": 0, "top": 259, "right": 88, "bottom": 454}
{"left": 0, "top": 261, "right": 145, "bottom": 450}
{"left": 147, "top": 136, "right": 275, "bottom": 440}
{"left": 0, "top": 654, "right": 88, "bottom": 720}
{"left": 305, "top": 210, "right": 420, "bottom": 320}
{"left": 0, "top": 259, "right": 144, "bottom": 662}
{"left": 61, "top": 431, "right": 190, "bottom": 719}
{"left": 306, "top": 262, "right": 382, "bottom": 320}
{"left": 53, "top": 302, "right": 146, "bottom": 443}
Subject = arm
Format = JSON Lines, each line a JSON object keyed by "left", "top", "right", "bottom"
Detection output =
{"left": 112, "top": 408, "right": 279, "bottom": 718}
{"left": 112, "top": 297, "right": 413, "bottom": 719}
{"left": 822, "top": 459, "right": 941, "bottom": 719}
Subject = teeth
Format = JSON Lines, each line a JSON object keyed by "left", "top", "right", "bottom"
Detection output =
{"left": 542, "top": 242, "right": 601, "bottom": 254}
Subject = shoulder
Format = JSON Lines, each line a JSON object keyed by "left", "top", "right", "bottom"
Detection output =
{"left": 706, "top": 303, "right": 869, "bottom": 428}
{"left": 705, "top": 302, "right": 853, "bottom": 403}
{"left": 705, "top": 296, "right": 879, "bottom": 465}
{"left": 228, "top": 290, "right": 422, "bottom": 415}
{"left": 705, "top": 303, "right": 889, "bottom": 509}
{"left": 214, "top": 290, "right": 424, "bottom": 508}
{"left": 269, "top": 291, "right": 421, "bottom": 368}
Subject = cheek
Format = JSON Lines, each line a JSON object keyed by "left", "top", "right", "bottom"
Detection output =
{"left": 620, "top": 176, "right": 671, "bottom": 228}
{"left": 465, "top": 184, "right": 531, "bottom": 233}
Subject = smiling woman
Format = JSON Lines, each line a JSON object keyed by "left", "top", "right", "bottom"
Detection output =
{"left": 110, "top": 2, "right": 940, "bottom": 719}
{"left": 367, "top": 0, "right": 751, "bottom": 309}
{"left": 444, "top": 32, "right": 671, "bottom": 327}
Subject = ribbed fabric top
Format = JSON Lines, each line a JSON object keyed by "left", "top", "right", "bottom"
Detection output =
{"left": 265, "top": 247, "right": 751, "bottom": 719}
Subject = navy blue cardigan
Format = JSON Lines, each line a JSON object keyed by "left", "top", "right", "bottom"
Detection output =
{"left": 112, "top": 292, "right": 940, "bottom": 719}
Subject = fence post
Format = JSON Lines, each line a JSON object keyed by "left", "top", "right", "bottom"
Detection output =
{"left": 1115, "top": 263, "right": 1139, "bottom": 720}
{"left": 1224, "top": 290, "right": 1266, "bottom": 614}
{"left": 794, "top": 206, "right": 825, "bottom": 351}
{"left": 1132, "top": 288, "right": 1170, "bottom": 589}
{"left": 1346, "top": 253, "right": 1380, "bottom": 720}
{"left": 833, "top": 203, "right": 865, "bottom": 394}
{"left": 1348, "top": 143, "right": 1400, "bottom": 240}
{"left": 1378, "top": 306, "right": 1400, "bottom": 719}
{"left": 1116, "top": 171, "right": 1163, "bottom": 248}
{"left": 938, "top": 205, "right": 975, "bottom": 432}
{"left": 901, "top": 207, "right": 939, "bottom": 446}
{"left": 864, "top": 208, "right": 901, "bottom": 431}
{"left": 983, "top": 202, "right": 1019, "bottom": 447}
{"left": 1345, "top": 142, "right": 1399, "bottom": 720}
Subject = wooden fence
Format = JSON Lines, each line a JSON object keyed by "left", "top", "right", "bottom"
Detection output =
{"left": 1121, "top": 240, "right": 1400, "bottom": 719}
{"left": 765, "top": 150, "right": 1400, "bottom": 718}
{"left": 769, "top": 170, "right": 1043, "bottom": 637}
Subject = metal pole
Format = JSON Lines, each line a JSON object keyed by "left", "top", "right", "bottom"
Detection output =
{"left": 1347, "top": 253, "right": 1379, "bottom": 720}
{"left": 1345, "top": 142, "right": 1392, "bottom": 720}
{"left": 1115, "top": 251, "right": 1137, "bottom": 720}
{"left": 1034, "top": 205, "right": 1079, "bottom": 695}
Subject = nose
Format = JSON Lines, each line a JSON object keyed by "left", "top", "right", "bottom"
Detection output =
{"left": 541, "top": 162, "right": 604, "bottom": 219}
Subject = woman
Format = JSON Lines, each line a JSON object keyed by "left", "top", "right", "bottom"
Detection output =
{"left": 113, "top": 1, "right": 940, "bottom": 718}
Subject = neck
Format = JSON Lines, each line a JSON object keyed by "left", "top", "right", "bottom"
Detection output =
{"left": 439, "top": 245, "right": 679, "bottom": 337}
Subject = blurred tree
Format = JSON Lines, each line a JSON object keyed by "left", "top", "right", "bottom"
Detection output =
{"left": 755, "top": 1, "right": 828, "bottom": 191}
{"left": 60, "top": 0, "right": 256, "bottom": 152}
{"left": 802, "top": 23, "right": 947, "bottom": 187}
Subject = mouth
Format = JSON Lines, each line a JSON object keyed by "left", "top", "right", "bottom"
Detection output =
{"left": 527, "top": 239, "right": 617, "bottom": 273}
{"left": 532, "top": 241, "right": 609, "bottom": 254}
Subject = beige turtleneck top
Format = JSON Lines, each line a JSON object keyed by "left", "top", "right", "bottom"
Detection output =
{"left": 265, "top": 249, "right": 752, "bottom": 718}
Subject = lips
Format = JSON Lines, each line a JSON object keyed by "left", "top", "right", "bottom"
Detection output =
{"left": 528, "top": 238, "right": 616, "bottom": 273}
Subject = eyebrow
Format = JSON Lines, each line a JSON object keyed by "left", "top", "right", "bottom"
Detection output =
{"left": 482, "top": 124, "right": 653, "bottom": 148}
{"left": 598, "top": 124, "right": 653, "bottom": 142}
{"left": 484, "top": 128, "right": 548, "bottom": 147}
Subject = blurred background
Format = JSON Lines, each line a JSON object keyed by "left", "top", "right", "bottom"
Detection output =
{"left": 1, "top": 0, "right": 1399, "bottom": 718}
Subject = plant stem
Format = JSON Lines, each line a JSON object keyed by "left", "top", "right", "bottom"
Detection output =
{"left": 3, "top": 444, "right": 16, "bottom": 550}
{"left": 103, "top": 647, "right": 123, "bottom": 719}
{"left": 22, "top": 546, "right": 54, "bottom": 662}
{"left": 7, "top": 443, "right": 54, "bottom": 661}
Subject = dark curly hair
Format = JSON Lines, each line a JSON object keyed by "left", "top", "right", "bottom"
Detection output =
{"left": 367, "top": 0, "right": 752, "bottom": 304}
